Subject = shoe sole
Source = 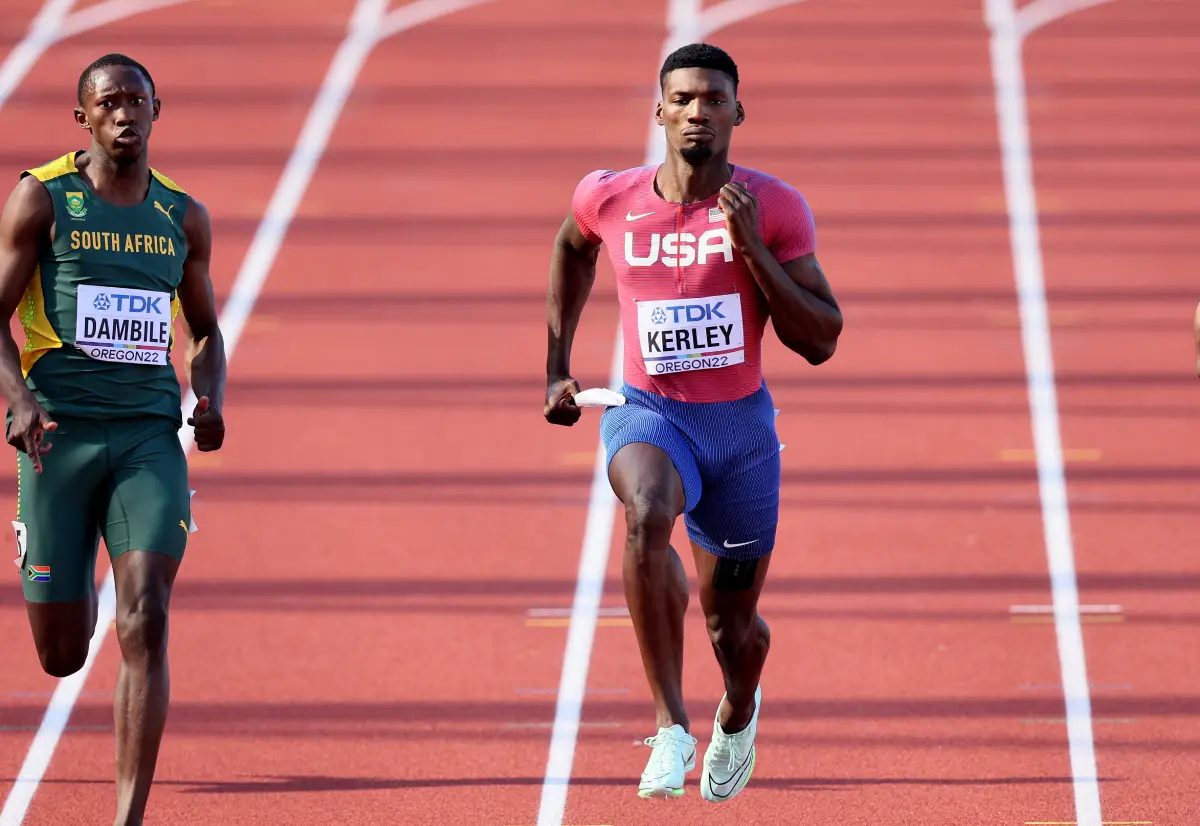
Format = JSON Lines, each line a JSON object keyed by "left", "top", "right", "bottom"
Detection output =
{"left": 637, "top": 752, "right": 696, "bottom": 799}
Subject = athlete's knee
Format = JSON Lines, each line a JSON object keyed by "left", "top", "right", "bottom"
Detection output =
{"left": 705, "top": 609, "right": 769, "bottom": 658}
{"left": 115, "top": 590, "right": 170, "bottom": 664}
{"left": 37, "top": 639, "right": 90, "bottom": 678}
{"left": 623, "top": 491, "right": 676, "bottom": 560}
{"left": 27, "top": 601, "right": 97, "bottom": 678}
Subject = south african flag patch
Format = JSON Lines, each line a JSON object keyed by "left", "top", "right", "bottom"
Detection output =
{"left": 27, "top": 565, "right": 50, "bottom": 583}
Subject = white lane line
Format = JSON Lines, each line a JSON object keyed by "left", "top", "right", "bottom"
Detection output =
{"left": 984, "top": 0, "right": 1111, "bottom": 824}
{"left": 57, "top": 0, "right": 195, "bottom": 39}
{"left": 0, "top": 0, "right": 493, "bottom": 821}
{"left": 0, "top": 0, "right": 77, "bottom": 112}
{"left": 1015, "top": 0, "right": 1119, "bottom": 38}
{"left": 534, "top": 0, "right": 807, "bottom": 822}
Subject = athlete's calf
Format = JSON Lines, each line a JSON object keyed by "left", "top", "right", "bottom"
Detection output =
{"left": 692, "top": 551, "right": 773, "bottom": 734}
{"left": 610, "top": 442, "right": 691, "bottom": 733}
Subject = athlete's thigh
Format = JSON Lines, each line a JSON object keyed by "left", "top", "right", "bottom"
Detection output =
{"left": 683, "top": 412, "right": 781, "bottom": 560}
{"left": 601, "top": 388, "right": 702, "bottom": 514}
{"left": 100, "top": 417, "right": 191, "bottom": 561}
{"left": 13, "top": 416, "right": 107, "bottom": 605}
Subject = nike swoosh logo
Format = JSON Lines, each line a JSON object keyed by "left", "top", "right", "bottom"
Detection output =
{"left": 707, "top": 746, "right": 754, "bottom": 798}
{"left": 626, "top": 210, "right": 654, "bottom": 221}
{"left": 723, "top": 539, "right": 759, "bottom": 548}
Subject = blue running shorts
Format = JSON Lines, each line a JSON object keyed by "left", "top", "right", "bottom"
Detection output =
{"left": 600, "top": 382, "right": 781, "bottom": 560}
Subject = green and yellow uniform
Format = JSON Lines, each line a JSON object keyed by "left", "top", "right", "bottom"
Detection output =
{"left": 11, "top": 151, "right": 193, "bottom": 603}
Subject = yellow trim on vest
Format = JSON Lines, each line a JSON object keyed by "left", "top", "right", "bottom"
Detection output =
{"left": 169, "top": 295, "right": 181, "bottom": 348}
{"left": 23, "top": 152, "right": 78, "bottom": 183}
{"left": 151, "top": 169, "right": 187, "bottom": 194}
{"left": 18, "top": 266, "right": 63, "bottom": 377}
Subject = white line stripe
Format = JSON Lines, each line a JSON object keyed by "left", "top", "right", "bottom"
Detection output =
{"left": 1015, "top": 0, "right": 1119, "bottom": 38}
{"left": 57, "top": 0, "right": 195, "bottom": 39}
{"left": 534, "top": 330, "right": 624, "bottom": 826}
{"left": 0, "top": 576, "right": 114, "bottom": 826}
{"left": 534, "top": 0, "right": 804, "bottom": 822}
{"left": 1010, "top": 604, "right": 1122, "bottom": 615}
{"left": 984, "top": 1, "right": 1102, "bottom": 824}
{"left": 0, "top": 0, "right": 76, "bottom": 112}
{"left": 179, "top": 0, "right": 388, "bottom": 451}
{"left": 0, "top": 0, "right": 492, "bottom": 820}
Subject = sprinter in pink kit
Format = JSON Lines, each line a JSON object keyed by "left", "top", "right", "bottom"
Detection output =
{"left": 544, "top": 43, "right": 843, "bottom": 802}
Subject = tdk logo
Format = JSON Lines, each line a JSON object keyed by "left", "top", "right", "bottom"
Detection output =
{"left": 624, "top": 228, "right": 734, "bottom": 267}
{"left": 107, "top": 293, "right": 165, "bottom": 314}
{"left": 652, "top": 301, "right": 727, "bottom": 325}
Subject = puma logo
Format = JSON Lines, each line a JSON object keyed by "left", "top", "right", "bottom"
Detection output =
{"left": 154, "top": 201, "right": 175, "bottom": 225}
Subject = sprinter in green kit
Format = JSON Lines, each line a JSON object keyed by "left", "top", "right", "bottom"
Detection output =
{"left": 0, "top": 53, "right": 226, "bottom": 825}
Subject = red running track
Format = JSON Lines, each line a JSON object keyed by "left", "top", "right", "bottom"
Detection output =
{"left": 0, "top": 0, "right": 1196, "bottom": 824}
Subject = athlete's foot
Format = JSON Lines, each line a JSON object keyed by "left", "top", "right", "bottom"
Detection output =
{"left": 638, "top": 724, "right": 697, "bottom": 799}
{"left": 700, "top": 684, "right": 761, "bottom": 803}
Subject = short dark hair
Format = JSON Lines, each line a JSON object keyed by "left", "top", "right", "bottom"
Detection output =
{"left": 659, "top": 43, "right": 739, "bottom": 92}
{"left": 77, "top": 53, "right": 155, "bottom": 106}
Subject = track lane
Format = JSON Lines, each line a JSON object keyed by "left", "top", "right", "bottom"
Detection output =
{"left": 0, "top": 1, "right": 360, "bottom": 822}
{"left": 562, "top": 1, "right": 1081, "bottom": 823}
{"left": 1021, "top": 1, "right": 1200, "bottom": 823}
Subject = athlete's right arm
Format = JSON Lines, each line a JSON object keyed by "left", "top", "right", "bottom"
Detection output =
{"left": 0, "top": 176, "right": 56, "bottom": 472}
{"left": 544, "top": 212, "right": 601, "bottom": 427}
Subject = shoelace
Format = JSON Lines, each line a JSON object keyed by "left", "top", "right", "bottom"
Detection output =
{"left": 643, "top": 730, "right": 695, "bottom": 774}
{"left": 711, "top": 726, "right": 747, "bottom": 772}
{"left": 723, "top": 736, "right": 744, "bottom": 772}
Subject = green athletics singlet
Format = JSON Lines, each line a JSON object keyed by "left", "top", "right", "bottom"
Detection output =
{"left": 18, "top": 151, "right": 189, "bottom": 425}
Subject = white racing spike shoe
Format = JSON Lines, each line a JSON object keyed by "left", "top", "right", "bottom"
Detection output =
{"left": 700, "top": 684, "right": 761, "bottom": 803}
{"left": 638, "top": 723, "right": 697, "bottom": 799}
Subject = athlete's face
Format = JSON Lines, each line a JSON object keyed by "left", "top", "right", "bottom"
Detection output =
{"left": 656, "top": 68, "right": 744, "bottom": 166}
{"left": 74, "top": 66, "right": 160, "bottom": 164}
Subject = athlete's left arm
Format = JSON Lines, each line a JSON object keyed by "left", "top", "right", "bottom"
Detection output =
{"left": 176, "top": 197, "right": 227, "bottom": 451}
{"left": 719, "top": 182, "right": 843, "bottom": 365}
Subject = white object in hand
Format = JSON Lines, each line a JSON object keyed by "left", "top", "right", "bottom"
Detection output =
{"left": 574, "top": 388, "right": 627, "bottom": 408}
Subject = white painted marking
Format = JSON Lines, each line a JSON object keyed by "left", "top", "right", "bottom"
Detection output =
{"left": 0, "top": 577, "right": 114, "bottom": 826}
{"left": 1015, "top": 0, "right": 1119, "bottom": 38}
{"left": 379, "top": 0, "right": 493, "bottom": 38}
{"left": 528, "top": 607, "right": 631, "bottom": 618}
{"left": 0, "top": 0, "right": 492, "bottom": 821}
{"left": 0, "top": 0, "right": 76, "bottom": 112}
{"left": 984, "top": 0, "right": 1105, "bottom": 823}
{"left": 1010, "top": 604, "right": 1122, "bottom": 615}
{"left": 58, "top": 0, "right": 195, "bottom": 39}
{"left": 534, "top": 1, "right": 806, "bottom": 822}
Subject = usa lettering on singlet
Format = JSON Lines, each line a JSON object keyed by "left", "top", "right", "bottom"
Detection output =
{"left": 74, "top": 284, "right": 171, "bottom": 366}
{"left": 636, "top": 292, "right": 745, "bottom": 375}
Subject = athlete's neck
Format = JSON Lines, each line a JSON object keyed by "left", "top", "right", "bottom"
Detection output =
{"left": 655, "top": 152, "right": 733, "bottom": 204}
{"left": 78, "top": 147, "right": 151, "bottom": 207}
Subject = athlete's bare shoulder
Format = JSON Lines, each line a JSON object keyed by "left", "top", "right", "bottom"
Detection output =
{"left": 1, "top": 174, "right": 55, "bottom": 244}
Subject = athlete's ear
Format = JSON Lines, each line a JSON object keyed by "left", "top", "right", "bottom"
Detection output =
{"left": 734, "top": 100, "right": 745, "bottom": 126}
{"left": 73, "top": 106, "right": 89, "bottom": 131}
{"left": 152, "top": 98, "right": 161, "bottom": 122}
{"left": 654, "top": 99, "right": 665, "bottom": 126}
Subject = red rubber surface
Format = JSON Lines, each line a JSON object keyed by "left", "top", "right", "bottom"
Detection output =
{"left": 0, "top": 1, "right": 1195, "bottom": 824}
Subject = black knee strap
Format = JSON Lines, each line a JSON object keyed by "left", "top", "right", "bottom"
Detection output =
{"left": 713, "top": 557, "right": 758, "bottom": 591}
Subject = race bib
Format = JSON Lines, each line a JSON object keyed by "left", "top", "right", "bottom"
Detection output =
{"left": 75, "top": 284, "right": 172, "bottom": 366}
{"left": 636, "top": 292, "right": 744, "bottom": 376}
